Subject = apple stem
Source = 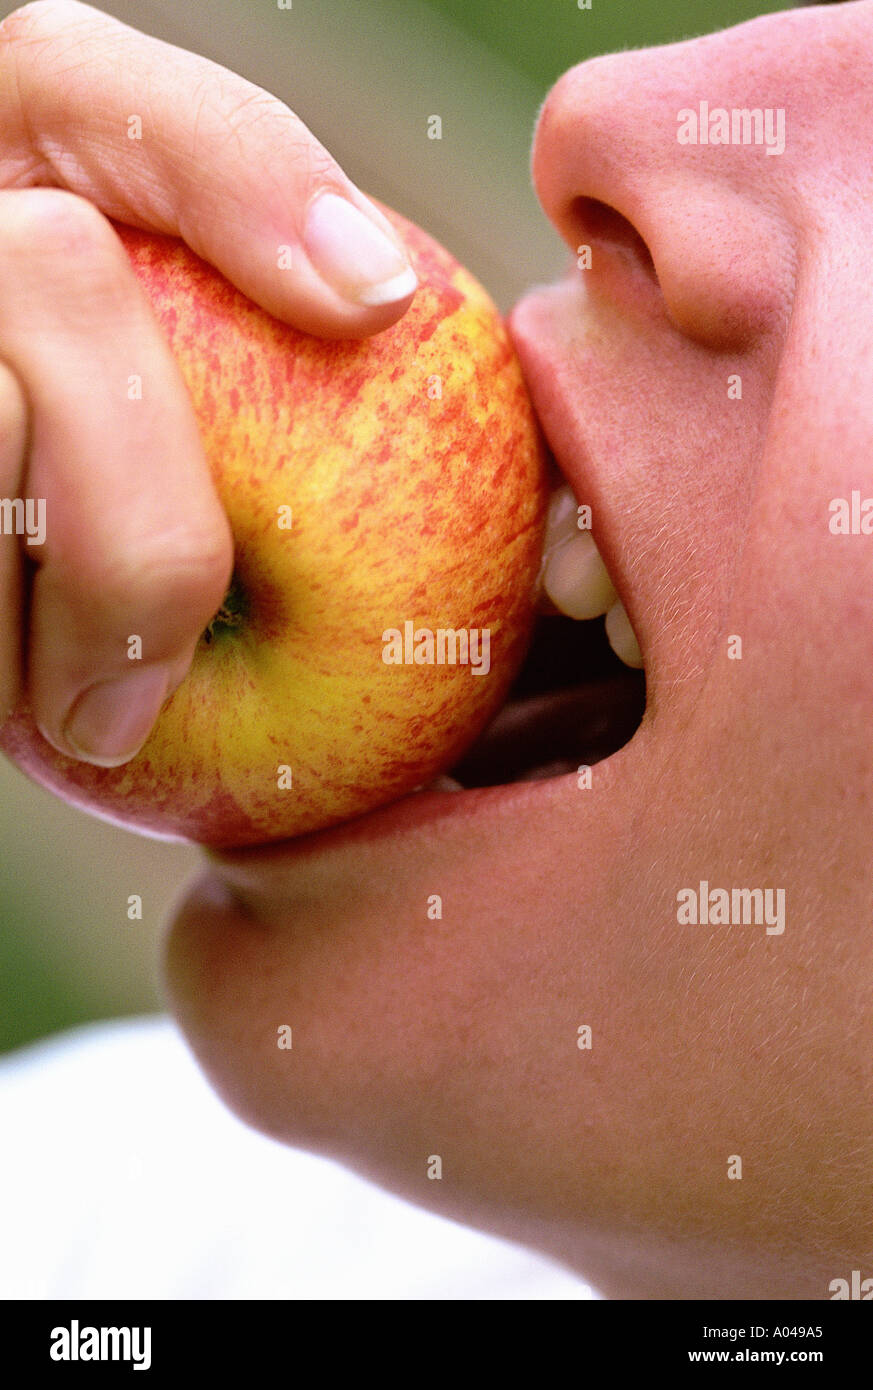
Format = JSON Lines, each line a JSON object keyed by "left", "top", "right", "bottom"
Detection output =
{"left": 203, "top": 575, "right": 247, "bottom": 645}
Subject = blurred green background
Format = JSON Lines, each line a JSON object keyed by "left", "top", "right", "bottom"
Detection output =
{"left": 0, "top": 0, "right": 793, "bottom": 1053}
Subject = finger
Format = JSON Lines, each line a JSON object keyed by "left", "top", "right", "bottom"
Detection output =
{"left": 0, "top": 358, "right": 27, "bottom": 721}
{"left": 0, "top": 0, "right": 418, "bottom": 338}
{"left": 0, "top": 187, "right": 233, "bottom": 765}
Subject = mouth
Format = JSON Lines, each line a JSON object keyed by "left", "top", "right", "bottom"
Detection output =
{"left": 435, "top": 466, "right": 646, "bottom": 792}
{"left": 429, "top": 275, "right": 650, "bottom": 797}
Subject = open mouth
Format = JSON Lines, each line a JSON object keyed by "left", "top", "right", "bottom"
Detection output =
{"left": 446, "top": 611, "right": 645, "bottom": 789}
{"left": 437, "top": 476, "right": 647, "bottom": 792}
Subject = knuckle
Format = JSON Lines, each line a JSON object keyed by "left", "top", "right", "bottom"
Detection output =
{"left": 88, "top": 527, "right": 233, "bottom": 626}
{"left": 289, "top": 135, "right": 339, "bottom": 194}
{"left": 190, "top": 72, "right": 280, "bottom": 151}
{"left": 0, "top": 187, "right": 115, "bottom": 270}
{"left": 36, "top": 187, "right": 108, "bottom": 259}
{"left": 192, "top": 69, "right": 332, "bottom": 180}
{"left": 221, "top": 84, "right": 286, "bottom": 138}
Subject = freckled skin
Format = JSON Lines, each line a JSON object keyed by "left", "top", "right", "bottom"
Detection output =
{"left": 0, "top": 207, "right": 548, "bottom": 846}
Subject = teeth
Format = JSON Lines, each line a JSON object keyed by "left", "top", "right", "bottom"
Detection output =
{"left": 541, "top": 485, "right": 617, "bottom": 621}
{"left": 544, "top": 484, "right": 581, "bottom": 549}
{"left": 540, "top": 482, "right": 616, "bottom": 621}
{"left": 541, "top": 483, "right": 643, "bottom": 670}
{"left": 420, "top": 775, "right": 464, "bottom": 793}
{"left": 605, "top": 599, "right": 643, "bottom": 668}
{"left": 542, "top": 532, "right": 617, "bottom": 620}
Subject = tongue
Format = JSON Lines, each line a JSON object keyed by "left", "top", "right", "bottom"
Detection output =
{"left": 450, "top": 612, "right": 646, "bottom": 788}
{"left": 449, "top": 672, "right": 645, "bottom": 786}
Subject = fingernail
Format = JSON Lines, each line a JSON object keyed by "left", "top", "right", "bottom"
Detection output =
{"left": 63, "top": 665, "right": 170, "bottom": 767}
{"left": 303, "top": 192, "right": 418, "bottom": 307}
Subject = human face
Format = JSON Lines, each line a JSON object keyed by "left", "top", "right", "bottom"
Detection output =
{"left": 165, "top": 2, "right": 873, "bottom": 1299}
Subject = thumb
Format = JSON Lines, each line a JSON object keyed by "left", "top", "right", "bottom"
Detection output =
{"left": 0, "top": 0, "right": 418, "bottom": 337}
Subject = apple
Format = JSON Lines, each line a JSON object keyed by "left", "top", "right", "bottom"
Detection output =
{"left": 0, "top": 205, "right": 548, "bottom": 847}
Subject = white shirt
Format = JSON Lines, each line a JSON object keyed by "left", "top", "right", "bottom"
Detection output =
{"left": 0, "top": 1016, "right": 595, "bottom": 1299}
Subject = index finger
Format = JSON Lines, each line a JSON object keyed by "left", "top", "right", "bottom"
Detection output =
{"left": 0, "top": 0, "right": 418, "bottom": 337}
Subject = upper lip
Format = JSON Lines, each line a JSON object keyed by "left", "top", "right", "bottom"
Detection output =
{"left": 508, "top": 283, "right": 641, "bottom": 651}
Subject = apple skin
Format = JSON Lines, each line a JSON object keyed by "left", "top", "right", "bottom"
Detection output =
{"left": 0, "top": 206, "right": 548, "bottom": 848}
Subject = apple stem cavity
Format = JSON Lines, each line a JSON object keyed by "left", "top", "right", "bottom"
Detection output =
{"left": 203, "top": 573, "right": 248, "bottom": 646}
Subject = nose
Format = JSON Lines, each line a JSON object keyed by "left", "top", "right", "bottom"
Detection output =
{"left": 529, "top": 31, "right": 799, "bottom": 351}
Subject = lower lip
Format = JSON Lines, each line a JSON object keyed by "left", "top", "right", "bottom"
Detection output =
{"left": 210, "top": 772, "right": 570, "bottom": 873}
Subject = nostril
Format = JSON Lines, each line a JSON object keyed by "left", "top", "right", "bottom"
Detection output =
{"left": 572, "top": 196, "right": 657, "bottom": 278}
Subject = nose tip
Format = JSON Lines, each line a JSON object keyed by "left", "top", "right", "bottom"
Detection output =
{"left": 528, "top": 45, "right": 797, "bottom": 352}
{"left": 530, "top": 53, "right": 649, "bottom": 248}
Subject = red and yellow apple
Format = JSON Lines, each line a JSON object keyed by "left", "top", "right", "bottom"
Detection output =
{"left": 0, "top": 205, "right": 548, "bottom": 847}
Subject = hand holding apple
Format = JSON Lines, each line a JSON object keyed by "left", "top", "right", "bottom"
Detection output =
{"left": 1, "top": 208, "right": 548, "bottom": 846}
{"left": 0, "top": 2, "right": 547, "bottom": 849}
